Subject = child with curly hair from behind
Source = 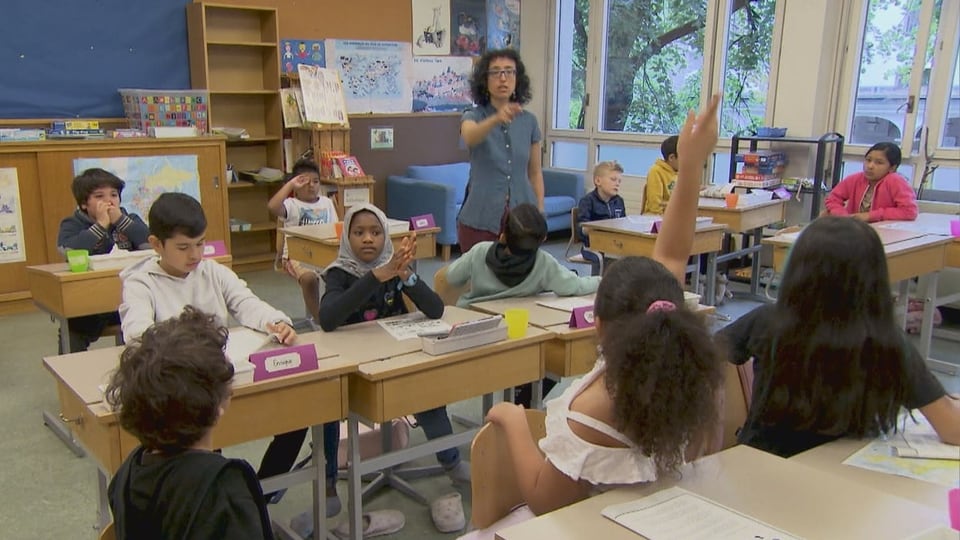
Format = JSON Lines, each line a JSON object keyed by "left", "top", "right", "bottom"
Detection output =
{"left": 461, "top": 95, "right": 726, "bottom": 539}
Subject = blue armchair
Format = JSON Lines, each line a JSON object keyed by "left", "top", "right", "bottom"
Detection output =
{"left": 387, "top": 163, "right": 583, "bottom": 259}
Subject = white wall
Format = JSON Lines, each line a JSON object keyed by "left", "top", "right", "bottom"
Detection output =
{"left": 521, "top": 0, "right": 551, "bottom": 149}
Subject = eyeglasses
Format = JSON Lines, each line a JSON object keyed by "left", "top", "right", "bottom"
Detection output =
{"left": 487, "top": 69, "right": 517, "bottom": 79}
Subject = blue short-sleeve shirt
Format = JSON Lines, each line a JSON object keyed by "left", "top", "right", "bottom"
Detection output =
{"left": 458, "top": 104, "right": 542, "bottom": 234}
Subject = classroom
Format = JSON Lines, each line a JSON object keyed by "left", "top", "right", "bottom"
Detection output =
{"left": 1, "top": 0, "right": 959, "bottom": 539}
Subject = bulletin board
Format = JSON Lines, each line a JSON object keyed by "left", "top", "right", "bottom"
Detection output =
{"left": 0, "top": 0, "right": 414, "bottom": 120}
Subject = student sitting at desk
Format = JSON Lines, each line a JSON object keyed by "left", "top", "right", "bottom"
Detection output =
{"left": 118, "top": 192, "right": 295, "bottom": 345}
{"left": 461, "top": 96, "right": 726, "bottom": 540}
{"left": 439, "top": 202, "right": 600, "bottom": 308}
{"left": 576, "top": 160, "right": 626, "bottom": 276}
{"left": 824, "top": 142, "right": 918, "bottom": 222}
{"left": 56, "top": 168, "right": 150, "bottom": 353}
{"left": 267, "top": 204, "right": 463, "bottom": 536}
{"left": 267, "top": 158, "right": 338, "bottom": 325}
{"left": 105, "top": 307, "right": 273, "bottom": 540}
{"left": 642, "top": 134, "right": 679, "bottom": 215}
{"left": 719, "top": 216, "right": 960, "bottom": 458}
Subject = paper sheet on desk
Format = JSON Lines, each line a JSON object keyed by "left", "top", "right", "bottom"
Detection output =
{"left": 536, "top": 296, "right": 595, "bottom": 312}
{"left": 843, "top": 414, "right": 960, "bottom": 486}
{"left": 377, "top": 313, "right": 452, "bottom": 341}
{"left": 225, "top": 328, "right": 278, "bottom": 363}
{"left": 876, "top": 222, "right": 951, "bottom": 236}
{"left": 602, "top": 487, "right": 801, "bottom": 540}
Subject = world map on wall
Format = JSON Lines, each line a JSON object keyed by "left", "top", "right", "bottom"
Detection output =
{"left": 73, "top": 155, "right": 201, "bottom": 222}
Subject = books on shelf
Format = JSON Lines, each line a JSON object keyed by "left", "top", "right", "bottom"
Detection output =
{"left": 734, "top": 150, "right": 787, "bottom": 164}
{"left": 335, "top": 155, "right": 365, "bottom": 177}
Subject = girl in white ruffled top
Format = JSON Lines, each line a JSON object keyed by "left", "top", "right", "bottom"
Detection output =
{"left": 460, "top": 96, "right": 726, "bottom": 539}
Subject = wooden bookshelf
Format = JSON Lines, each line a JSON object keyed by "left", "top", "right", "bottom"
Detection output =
{"left": 187, "top": 2, "right": 283, "bottom": 272}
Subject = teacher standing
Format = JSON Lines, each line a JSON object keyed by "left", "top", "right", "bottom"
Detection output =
{"left": 457, "top": 48, "right": 544, "bottom": 253}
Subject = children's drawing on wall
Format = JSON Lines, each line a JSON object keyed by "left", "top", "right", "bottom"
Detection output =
{"left": 280, "top": 39, "right": 326, "bottom": 74}
{"left": 296, "top": 65, "right": 348, "bottom": 125}
{"left": 0, "top": 168, "right": 27, "bottom": 263}
{"left": 412, "top": 0, "right": 451, "bottom": 56}
{"left": 325, "top": 40, "right": 413, "bottom": 113}
{"left": 451, "top": 0, "right": 486, "bottom": 56}
{"left": 412, "top": 56, "right": 474, "bottom": 112}
{"left": 487, "top": 0, "right": 521, "bottom": 50}
{"left": 280, "top": 88, "right": 304, "bottom": 128}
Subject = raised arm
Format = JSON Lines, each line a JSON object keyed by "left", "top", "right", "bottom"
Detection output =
{"left": 460, "top": 103, "right": 521, "bottom": 147}
{"left": 267, "top": 175, "right": 308, "bottom": 219}
{"left": 653, "top": 94, "right": 720, "bottom": 284}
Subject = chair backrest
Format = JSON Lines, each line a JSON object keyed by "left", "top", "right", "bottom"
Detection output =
{"left": 470, "top": 409, "right": 547, "bottom": 529}
{"left": 99, "top": 522, "right": 115, "bottom": 540}
{"left": 433, "top": 266, "right": 469, "bottom": 306}
{"left": 720, "top": 360, "right": 753, "bottom": 450}
{"left": 564, "top": 207, "right": 581, "bottom": 259}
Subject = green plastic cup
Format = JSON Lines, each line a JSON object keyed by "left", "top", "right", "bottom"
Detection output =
{"left": 66, "top": 249, "right": 89, "bottom": 272}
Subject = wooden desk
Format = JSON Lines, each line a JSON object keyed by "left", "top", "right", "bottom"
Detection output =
{"left": 698, "top": 197, "right": 786, "bottom": 298}
{"left": 495, "top": 445, "right": 944, "bottom": 540}
{"left": 27, "top": 254, "right": 233, "bottom": 353}
{"left": 43, "top": 341, "right": 350, "bottom": 534}
{"left": 791, "top": 438, "right": 951, "bottom": 511}
{"left": 582, "top": 217, "right": 727, "bottom": 305}
{"left": 470, "top": 295, "right": 597, "bottom": 378}
{"left": 338, "top": 307, "right": 552, "bottom": 539}
{"left": 283, "top": 223, "right": 439, "bottom": 268}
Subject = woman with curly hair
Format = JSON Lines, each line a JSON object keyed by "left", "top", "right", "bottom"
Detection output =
{"left": 457, "top": 48, "right": 543, "bottom": 253}
{"left": 465, "top": 96, "right": 725, "bottom": 539}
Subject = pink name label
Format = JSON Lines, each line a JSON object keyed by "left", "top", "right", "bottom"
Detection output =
{"left": 203, "top": 240, "right": 227, "bottom": 257}
{"left": 249, "top": 343, "right": 318, "bottom": 381}
{"left": 650, "top": 220, "right": 664, "bottom": 234}
{"left": 410, "top": 214, "right": 436, "bottom": 230}
{"left": 569, "top": 305, "right": 596, "bottom": 328}
{"left": 772, "top": 187, "right": 791, "bottom": 200}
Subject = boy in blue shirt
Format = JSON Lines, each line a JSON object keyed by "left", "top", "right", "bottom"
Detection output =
{"left": 56, "top": 168, "right": 150, "bottom": 352}
{"left": 575, "top": 161, "right": 626, "bottom": 276}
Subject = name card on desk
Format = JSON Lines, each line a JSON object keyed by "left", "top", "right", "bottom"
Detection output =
{"left": 650, "top": 220, "right": 664, "bottom": 234}
{"left": 569, "top": 305, "right": 596, "bottom": 328}
{"left": 772, "top": 187, "right": 791, "bottom": 200}
{"left": 410, "top": 214, "right": 436, "bottom": 230}
{"left": 249, "top": 343, "right": 319, "bottom": 381}
{"left": 204, "top": 240, "right": 227, "bottom": 257}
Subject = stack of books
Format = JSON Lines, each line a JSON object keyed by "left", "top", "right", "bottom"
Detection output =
{"left": 733, "top": 151, "right": 787, "bottom": 188}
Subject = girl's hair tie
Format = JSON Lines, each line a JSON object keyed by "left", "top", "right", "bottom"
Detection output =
{"left": 646, "top": 300, "right": 676, "bottom": 314}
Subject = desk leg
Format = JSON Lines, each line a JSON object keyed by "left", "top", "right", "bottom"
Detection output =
{"left": 310, "top": 424, "right": 330, "bottom": 540}
{"left": 896, "top": 281, "right": 909, "bottom": 330}
{"left": 704, "top": 252, "right": 718, "bottom": 307}
{"left": 97, "top": 469, "right": 110, "bottom": 531}
{"left": 531, "top": 380, "right": 543, "bottom": 410}
{"left": 347, "top": 415, "right": 364, "bottom": 540}
{"left": 58, "top": 317, "right": 71, "bottom": 355}
{"left": 749, "top": 228, "right": 763, "bottom": 297}
{"left": 41, "top": 410, "right": 85, "bottom": 458}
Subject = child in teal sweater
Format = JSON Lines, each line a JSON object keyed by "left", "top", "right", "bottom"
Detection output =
{"left": 438, "top": 203, "right": 599, "bottom": 308}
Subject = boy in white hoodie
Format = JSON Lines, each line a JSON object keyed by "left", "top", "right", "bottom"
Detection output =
{"left": 119, "top": 192, "right": 295, "bottom": 344}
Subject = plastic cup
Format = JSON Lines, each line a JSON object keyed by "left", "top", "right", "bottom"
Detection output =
{"left": 334, "top": 221, "right": 344, "bottom": 238}
{"left": 725, "top": 193, "right": 739, "bottom": 208}
{"left": 66, "top": 249, "right": 89, "bottom": 272}
{"left": 950, "top": 219, "right": 960, "bottom": 238}
{"left": 503, "top": 308, "right": 529, "bottom": 339}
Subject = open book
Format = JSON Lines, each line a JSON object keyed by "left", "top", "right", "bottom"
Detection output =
{"left": 602, "top": 487, "right": 801, "bottom": 540}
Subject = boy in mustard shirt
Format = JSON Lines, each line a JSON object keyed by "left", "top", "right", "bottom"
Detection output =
{"left": 643, "top": 135, "right": 679, "bottom": 214}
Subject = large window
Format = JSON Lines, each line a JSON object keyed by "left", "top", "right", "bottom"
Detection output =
{"left": 549, "top": 0, "right": 780, "bottom": 188}
{"left": 838, "top": 0, "right": 960, "bottom": 200}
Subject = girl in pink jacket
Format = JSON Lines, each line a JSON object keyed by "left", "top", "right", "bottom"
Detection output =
{"left": 824, "top": 142, "right": 918, "bottom": 222}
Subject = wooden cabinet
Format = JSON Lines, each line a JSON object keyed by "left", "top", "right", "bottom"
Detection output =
{"left": 0, "top": 137, "right": 229, "bottom": 314}
{"left": 187, "top": 2, "right": 283, "bottom": 271}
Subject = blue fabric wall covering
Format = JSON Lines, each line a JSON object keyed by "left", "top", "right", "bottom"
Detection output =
{"left": 0, "top": 0, "right": 192, "bottom": 118}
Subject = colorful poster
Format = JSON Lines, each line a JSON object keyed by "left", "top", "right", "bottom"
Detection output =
{"left": 296, "top": 65, "right": 348, "bottom": 125}
{"left": 412, "top": 0, "right": 452, "bottom": 56}
{"left": 451, "top": 0, "right": 486, "bottom": 56}
{"left": 412, "top": 56, "right": 474, "bottom": 112}
{"left": 487, "top": 0, "right": 521, "bottom": 50}
{"left": 72, "top": 156, "right": 200, "bottom": 223}
{"left": 0, "top": 168, "right": 26, "bottom": 263}
{"left": 325, "top": 40, "right": 413, "bottom": 114}
{"left": 280, "top": 39, "right": 325, "bottom": 74}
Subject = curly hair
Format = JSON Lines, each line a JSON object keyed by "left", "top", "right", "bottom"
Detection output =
{"left": 105, "top": 306, "right": 233, "bottom": 454}
{"left": 468, "top": 48, "right": 532, "bottom": 106}
{"left": 596, "top": 257, "right": 725, "bottom": 475}
{"left": 753, "top": 216, "right": 907, "bottom": 438}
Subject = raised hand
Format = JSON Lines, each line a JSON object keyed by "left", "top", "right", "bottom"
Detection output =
{"left": 677, "top": 94, "right": 721, "bottom": 171}
{"left": 496, "top": 103, "right": 522, "bottom": 124}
